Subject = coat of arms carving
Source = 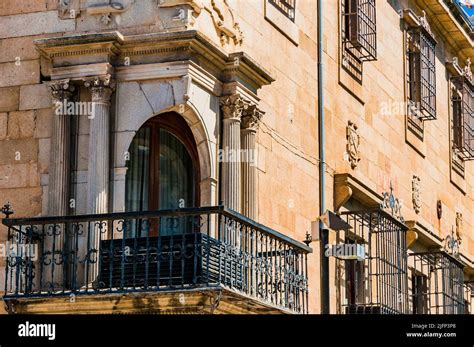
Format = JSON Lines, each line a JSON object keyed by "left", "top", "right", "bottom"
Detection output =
{"left": 346, "top": 120, "right": 360, "bottom": 169}
{"left": 412, "top": 175, "right": 421, "bottom": 214}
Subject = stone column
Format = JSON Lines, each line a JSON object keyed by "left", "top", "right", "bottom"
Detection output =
{"left": 84, "top": 75, "right": 115, "bottom": 214}
{"left": 47, "top": 79, "right": 75, "bottom": 216}
{"left": 241, "top": 105, "right": 262, "bottom": 220}
{"left": 220, "top": 94, "right": 245, "bottom": 212}
{"left": 84, "top": 75, "right": 115, "bottom": 286}
{"left": 45, "top": 80, "right": 75, "bottom": 291}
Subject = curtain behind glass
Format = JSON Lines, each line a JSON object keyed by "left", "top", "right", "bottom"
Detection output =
{"left": 125, "top": 127, "right": 151, "bottom": 237}
{"left": 159, "top": 129, "right": 194, "bottom": 236}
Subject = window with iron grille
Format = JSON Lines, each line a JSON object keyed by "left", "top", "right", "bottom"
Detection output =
{"left": 412, "top": 274, "right": 429, "bottom": 314}
{"left": 342, "top": 0, "right": 377, "bottom": 62}
{"left": 410, "top": 252, "right": 465, "bottom": 314}
{"left": 464, "top": 283, "right": 473, "bottom": 314}
{"left": 407, "top": 26, "right": 437, "bottom": 120}
{"left": 452, "top": 76, "right": 474, "bottom": 160}
{"left": 269, "top": 0, "right": 296, "bottom": 22}
{"left": 339, "top": 210, "right": 409, "bottom": 314}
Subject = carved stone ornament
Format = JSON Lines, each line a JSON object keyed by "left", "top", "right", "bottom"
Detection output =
{"left": 463, "top": 57, "right": 472, "bottom": 81}
{"left": 456, "top": 212, "right": 463, "bottom": 244}
{"left": 84, "top": 75, "right": 116, "bottom": 102}
{"left": 159, "top": 0, "right": 243, "bottom": 45}
{"left": 59, "top": 0, "right": 132, "bottom": 24}
{"left": 48, "top": 79, "right": 76, "bottom": 103}
{"left": 436, "top": 200, "right": 442, "bottom": 219}
{"left": 220, "top": 94, "right": 246, "bottom": 121}
{"left": 241, "top": 104, "right": 263, "bottom": 131}
{"left": 206, "top": 0, "right": 243, "bottom": 45}
{"left": 346, "top": 120, "right": 360, "bottom": 169}
{"left": 419, "top": 10, "right": 433, "bottom": 37}
{"left": 411, "top": 175, "right": 421, "bottom": 214}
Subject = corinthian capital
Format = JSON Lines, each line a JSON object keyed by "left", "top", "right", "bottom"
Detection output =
{"left": 220, "top": 94, "right": 246, "bottom": 121}
{"left": 48, "top": 79, "right": 75, "bottom": 104}
{"left": 241, "top": 104, "right": 264, "bottom": 131}
{"left": 84, "top": 75, "right": 116, "bottom": 103}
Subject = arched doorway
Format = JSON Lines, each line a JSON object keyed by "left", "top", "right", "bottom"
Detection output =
{"left": 124, "top": 112, "right": 200, "bottom": 236}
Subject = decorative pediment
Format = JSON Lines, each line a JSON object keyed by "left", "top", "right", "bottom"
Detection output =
{"left": 447, "top": 56, "right": 474, "bottom": 89}
{"left": 401, "top": 8, "right": 436, "bottom": 41}
{"left": 419, "top": 10, "right": 433, "bottom": 37}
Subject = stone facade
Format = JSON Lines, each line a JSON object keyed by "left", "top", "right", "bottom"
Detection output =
{"left": 0, "top": 0, "right": 472, "bottom": 314}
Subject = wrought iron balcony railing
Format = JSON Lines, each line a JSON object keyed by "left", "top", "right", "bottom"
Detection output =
{"left": 1, "top": 206, "right": 311, "bottom": 314}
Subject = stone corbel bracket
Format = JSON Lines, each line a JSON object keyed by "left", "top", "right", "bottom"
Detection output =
{"left": 117, "top": 31, "right": 273, "bottom": 95}
{"left": 404, "top": 220, "right": 443, "bottom": 250}
{"left": 334, "top": 173, "right": 382, "bottom": 212}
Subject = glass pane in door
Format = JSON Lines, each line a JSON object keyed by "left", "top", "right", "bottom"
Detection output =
{"left": 159, "top": 128, "right": 194, "bottom": 236}
{"left": 125, "top": 126, "right": 151, "bottom": 237}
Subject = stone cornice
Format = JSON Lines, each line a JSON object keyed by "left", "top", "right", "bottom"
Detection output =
{"left": 34, "top": 30, "right": 274, "bottom": 96}
{"left": 414, "top": 0, "right": 474, "bottom": 63}
{"left": 35, "top": 32, "right": 124, "bottom": 67}
{"left": 334, "top": 173, "right": 383, "bottom": 212}
{"left": 405, "top": 219, "right": 443, "bottom": 249}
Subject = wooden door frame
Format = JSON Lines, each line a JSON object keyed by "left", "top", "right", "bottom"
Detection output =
{"left": 127, "top": 112, "right": 201, "bottom": 236}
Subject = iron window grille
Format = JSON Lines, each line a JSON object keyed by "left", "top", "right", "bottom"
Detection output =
{"left": 339, "top": 209, "right": 409, "bottom": 314}
{"left": 407, "top": 26, "right": 437, "bottom": 120}
{"left": 269, "top": 0, "right": 296, "bottom": 22}
{"left": 464, "top": 282, "right": 473, "bottom": 314}
{"left": 342, "top": 0, "right": 377, "bottom": 62}
{"left": 409, "top": 252, "right": 465, "bottom": 314}
{"left": 452, "top": 76, "right": 474, "bottom": 160}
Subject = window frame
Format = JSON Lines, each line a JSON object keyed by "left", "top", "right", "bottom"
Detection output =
{"left": 407, "top": 25, "right": 437, "bottom": 121}
{"left": 452, "top": 76, "right": 474, "bottom": 161}
{"left": 125, "top": 112, "right": 201, "bottom": 213}
{"left": 268, "top": 0, "right": 296, "bottom": 22}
